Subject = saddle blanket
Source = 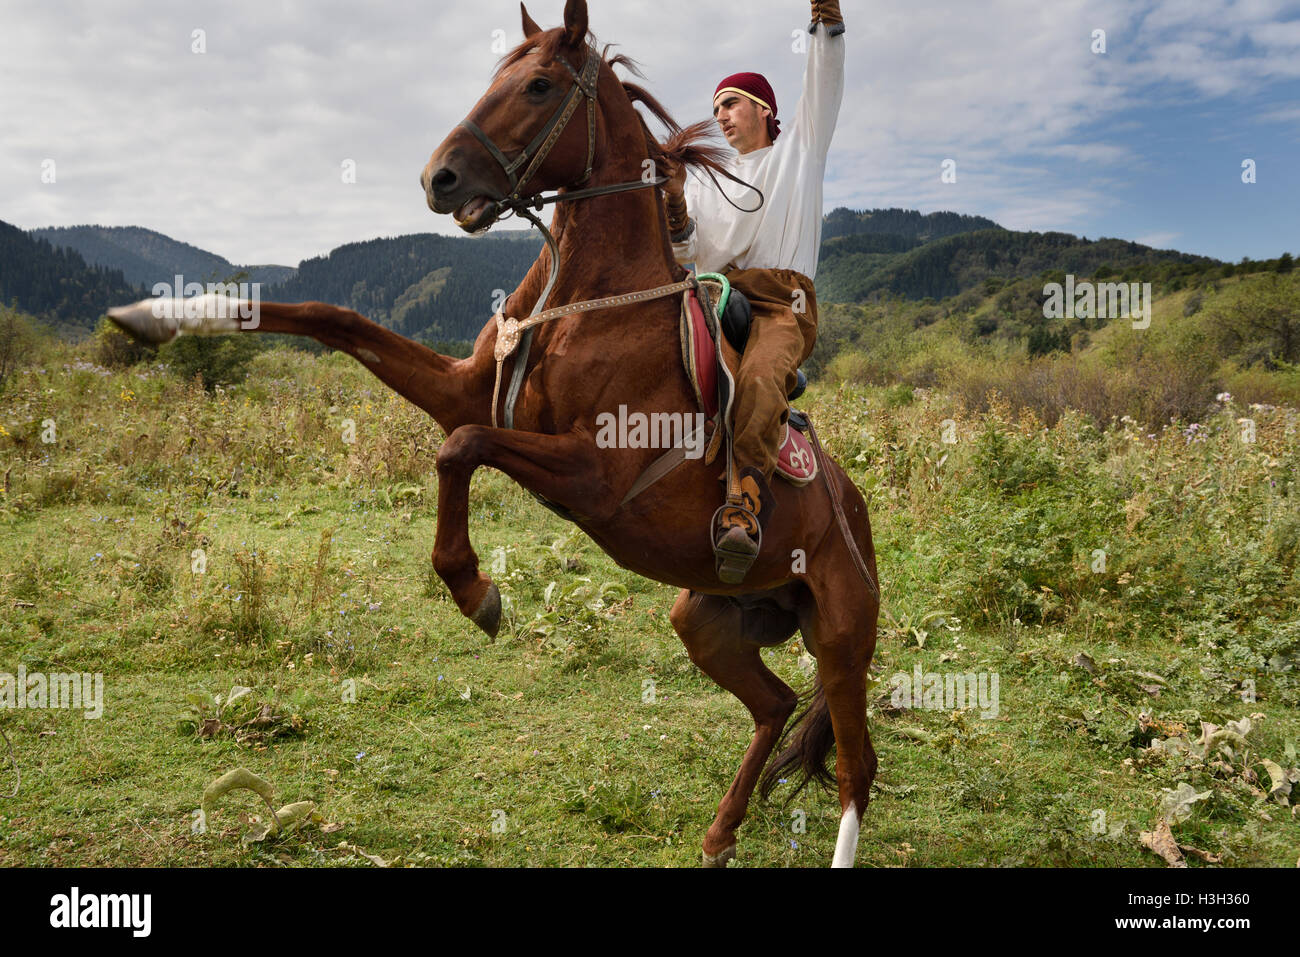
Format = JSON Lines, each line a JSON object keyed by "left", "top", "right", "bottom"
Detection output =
{"left": 681, "top": 284, "right": 817, "bottom": 486}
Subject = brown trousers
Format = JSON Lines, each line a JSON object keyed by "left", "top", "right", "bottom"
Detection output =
{"left": 722, "top": 266, "right": 819, "bottom": 480}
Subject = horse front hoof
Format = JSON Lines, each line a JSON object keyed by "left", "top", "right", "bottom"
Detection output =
{"left": 702, "top": 844, "right": 736, "bottom": 868}
{"left": 106, "top": 301, "right": 180, "bottom": 345}
{"left": 469, "top": 582, "right": 501, "bottom": 638}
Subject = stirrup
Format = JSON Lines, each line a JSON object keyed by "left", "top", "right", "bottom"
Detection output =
{"left": 712, "top": 504, "right": 761, "bottom": 584}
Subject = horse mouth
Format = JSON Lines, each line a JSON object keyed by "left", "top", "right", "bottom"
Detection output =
{"left": 454, "top": 196, "right": 498, "bottom": 233}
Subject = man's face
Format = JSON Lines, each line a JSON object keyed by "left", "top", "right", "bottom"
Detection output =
{"left": 713, "top": 93, "right": 771, "bottom": 154}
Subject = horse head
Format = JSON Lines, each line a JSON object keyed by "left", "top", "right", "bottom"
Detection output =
{"left": 421, "top": 0, "right": 603, "bottom": 233}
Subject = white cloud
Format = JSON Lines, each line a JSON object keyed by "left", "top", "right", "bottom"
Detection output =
{"left": 0, "top": 0, "right": 1297, "bottom": 264}
{"left": 1135, "top": 231, "right": 1182, "bottom": 248}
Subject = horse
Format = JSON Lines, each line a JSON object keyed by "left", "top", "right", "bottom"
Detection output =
{"left": 107, "top": 0, "right": 881, "bottom": 868}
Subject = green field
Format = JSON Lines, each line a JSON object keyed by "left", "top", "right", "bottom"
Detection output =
{"left": 1, "top": 339, "right": 1298, "bottom": 867}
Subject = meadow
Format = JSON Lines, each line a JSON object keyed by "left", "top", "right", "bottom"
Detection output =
{"left": 0, "top": 326, "right": 1297, "bottom": 867}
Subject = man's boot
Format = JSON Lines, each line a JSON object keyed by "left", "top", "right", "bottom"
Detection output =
{"left": 809, "top": 0, "right": 845, "bottom": 36}
{"left": 713, "top": 466, "right": 776, "bottom": 585}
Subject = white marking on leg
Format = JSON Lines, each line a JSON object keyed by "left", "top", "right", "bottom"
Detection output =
{"left": 831, "top": 801, "right": 859, "bottom": 868}
{"left": 702, "top": 844, "right": 736, "bottom": 868}
{"left": 107, "top": 294, "right": 247, "bottom": 342}
{"left": 175, "top": 294, "right": 247, "bottom": 334}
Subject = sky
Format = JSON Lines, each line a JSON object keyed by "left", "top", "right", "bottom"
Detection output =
{"left": 1, "top": 0, "right": 1297, "bottom": 267}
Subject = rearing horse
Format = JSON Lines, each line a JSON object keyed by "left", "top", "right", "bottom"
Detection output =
{"left": 108, "top": 0, "right": 881, "bottom": 867}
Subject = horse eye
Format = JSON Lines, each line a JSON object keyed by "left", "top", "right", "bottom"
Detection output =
{"left": 528, "top": 77, "right": 551, "bottom": 95}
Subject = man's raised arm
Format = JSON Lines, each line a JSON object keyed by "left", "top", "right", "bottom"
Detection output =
{"left": 789, "top": 1, "right": 846, "bottom": 160}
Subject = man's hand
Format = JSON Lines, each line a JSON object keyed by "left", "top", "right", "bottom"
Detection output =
{"left": 809, "top": 0, "right": 845, "bottom": 35}
{"left": 661, "top": 159, "right": 691, "bottom": 240}
{"left": 663, "top": 157, "right": 687, "bottom": 200}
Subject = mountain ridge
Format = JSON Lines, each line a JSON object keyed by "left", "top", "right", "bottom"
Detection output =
{"left": 4, "top": 210, "right": 1232, "bottom": 345}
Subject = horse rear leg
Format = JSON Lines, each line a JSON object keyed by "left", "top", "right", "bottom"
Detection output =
{"left": 669, "top": 589, "right": 799, "bottom": 867}
{"left": 434, "top": 424, "right": 613, "bottom": 637}
{"left": 798, "top": 559, "right": 879, "bottom": 868}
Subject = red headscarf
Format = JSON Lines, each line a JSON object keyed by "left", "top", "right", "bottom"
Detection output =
{"left": 714, "top": 72, "right": 781, "bottom": 143}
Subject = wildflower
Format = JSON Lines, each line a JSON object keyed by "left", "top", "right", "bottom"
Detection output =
{"left": 1216, "top": 392, "right": 1232, "bottom": 403}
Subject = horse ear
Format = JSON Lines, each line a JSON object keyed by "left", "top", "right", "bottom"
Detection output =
{"left": 561, "top": 0, "right": 588, "bottom": 47}
{"left": 520, "top": 2, "right": 542, "bottom": 38}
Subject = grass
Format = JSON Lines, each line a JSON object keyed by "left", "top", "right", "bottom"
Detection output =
{"left": 0, "top": 341, "right": 1297, "bottom": 867}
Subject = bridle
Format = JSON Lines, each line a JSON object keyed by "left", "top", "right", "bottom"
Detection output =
{"left": 458, "top": 44, "right": 666, "bottom": 224}
{"left": 458, "top": 42, "right": 674, "bottom": 429}
{"left": 454, "top": 41, "right": 763, "bottom": 431}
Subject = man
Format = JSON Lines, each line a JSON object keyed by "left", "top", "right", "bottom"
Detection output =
{"left": 664, "top": 0, "right": 845, "bottom": 582}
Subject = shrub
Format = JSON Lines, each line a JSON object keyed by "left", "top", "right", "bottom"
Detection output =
{"left": 0, "top": 303, "right": 40, "bottom": 391}
{"left": 91, "top": 317, "right": 155, "bottom": 369}
{"left": 160, "top": 333, "right": 265, "bottom": 390}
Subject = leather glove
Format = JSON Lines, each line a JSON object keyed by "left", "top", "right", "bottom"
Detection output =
{"left": 665, "top": 191, "right": 692, "bottom": 240}
{"left": 809, "top": 0, "right": 845, "bottom": 35}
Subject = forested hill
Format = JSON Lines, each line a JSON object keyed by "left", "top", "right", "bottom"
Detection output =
{"left": 30, "top": 224, "right": 295, "bottom": 289}
{"left": 814, "top": 226, "right": 1223, "bottom": 304}
{"left": 0, "top": 219, "right": 144, "bottom": 332}
{"left": 268, "top": 232, "right": 542, "bottom": 345}
{"left": 821, "top": 207, "right": 1002, "bottom": 243}
{"left": 4, "top": 209, "right": 1230, "bottom": 343}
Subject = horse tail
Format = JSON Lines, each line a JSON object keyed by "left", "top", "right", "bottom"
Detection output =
{"left": 759, "top": 674, "right": 838, "bottom": 803}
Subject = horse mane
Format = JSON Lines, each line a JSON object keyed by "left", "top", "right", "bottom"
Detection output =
{"left": 493, "top": 30, "right": 733, "bottom": 187}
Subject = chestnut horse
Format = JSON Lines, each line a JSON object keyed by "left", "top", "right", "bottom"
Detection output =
{"left": 108, "top": 0, "right": 880, "bottom": 867}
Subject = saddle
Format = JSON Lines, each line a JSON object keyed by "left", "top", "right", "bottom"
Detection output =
{"left": 680, "top": 273, "right": 817, "bottom": 485}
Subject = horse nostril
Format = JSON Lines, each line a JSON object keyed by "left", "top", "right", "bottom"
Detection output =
{"left": 430, "top": 167, "right": 458, "bottom": 196}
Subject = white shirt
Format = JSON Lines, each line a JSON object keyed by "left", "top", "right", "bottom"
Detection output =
{"left": 672, "top": 28, "right": 845, "bottom": 279}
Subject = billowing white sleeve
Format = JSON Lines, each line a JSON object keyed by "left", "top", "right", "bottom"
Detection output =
{"left": 787, "top": 26, "right": 845, "bottom": 160}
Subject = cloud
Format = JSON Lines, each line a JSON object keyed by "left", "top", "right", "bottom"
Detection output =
{"left": 1135, "top": 231, "right": 1182, "bottom": 248}
{"left": 1, "top": 0, "right": 1297, "bottom": 264}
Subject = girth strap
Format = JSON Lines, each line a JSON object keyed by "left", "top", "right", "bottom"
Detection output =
{"left": 619, "top": 414, "right": 718, "bottom": 507}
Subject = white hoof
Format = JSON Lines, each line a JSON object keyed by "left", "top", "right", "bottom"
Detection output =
{"left": 106, "top": 300, "right": 181, "bottom": 344}
{"left": 702, "top": 844, "right": 736, "bottom": 868}
{"left": 107, "top": 294, "right": 250, "bottom": 344}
